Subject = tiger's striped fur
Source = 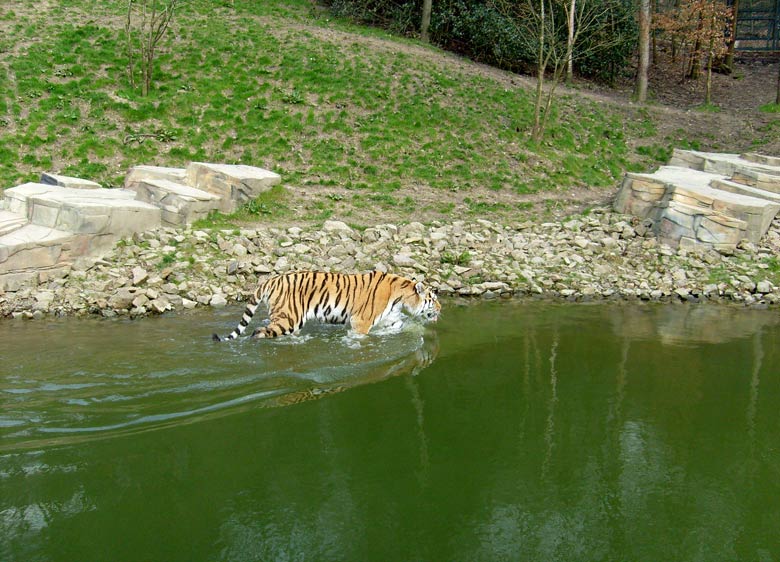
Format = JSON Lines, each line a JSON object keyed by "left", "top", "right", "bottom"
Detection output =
{"left": 212, "top": 270, "right": 440, "bottom": 341}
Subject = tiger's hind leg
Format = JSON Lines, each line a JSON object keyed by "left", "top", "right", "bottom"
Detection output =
{"left": 251, "top": 312, "right": 299, "bottom": 339}
{"left": 212, "top": 298, "right": 260, "bottom": 341}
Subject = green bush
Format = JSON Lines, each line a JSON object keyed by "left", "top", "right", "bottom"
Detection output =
{"left": 328, "top": 0, "right": 420, "bottom": 34}
{"left": 431, "top": 1, "right": 533, "bottom": 73}
{"left": 573, "top": 0, "right": 637, "bottom": 85}
{"left": 326, "top": 0, "right": 635, "bottom": 80}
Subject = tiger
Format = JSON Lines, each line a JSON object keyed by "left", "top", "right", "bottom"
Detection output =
{"left": 212, "top": 270, "right": 441, "bottom": 341}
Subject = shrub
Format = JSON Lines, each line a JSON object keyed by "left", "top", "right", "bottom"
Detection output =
{"left": 326, "top": 0, "right": 634, "bottom": 80}
{"left": 573, "top": 0, "right": 638, "bottom": 85}
{"left": 432, "top": 1, "right": 534, "bottom": 72}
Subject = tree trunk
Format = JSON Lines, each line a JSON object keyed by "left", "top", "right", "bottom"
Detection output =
{"left": 532, "top": 0, "right": 546, "bottom": 140}
{"left": 125, "top": 1, "right": 136, "bottom": 89}
{"left": 669, "top": 0, "right": 679, "bottom": 62}
{"left": 776, "top": 61, "right": 780, "bottom": 105}
{"left": 688, "top": 14, "right": 704, "bottom": 80}
{"left": 421, "top": 0, "right": 433, "bottom": 42}
{"left": 565, "top": 0, "right": 575, "bottom": 84}
{"left": 705, "top": 46, "right": 713, "bottom": 105}
{"left": 651, "top": 0, "right": 656, "bottom": 65}
{"left": 726, "top": 0, "right": 740, "bottom": 71}
{"left": 635, "top": 0, "right": 650, "bottom": 102}
{"left": 533, "top": 59, "right": 545, "bottom": 140}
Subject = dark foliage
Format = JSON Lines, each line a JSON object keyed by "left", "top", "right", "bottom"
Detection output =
{"left": 322, "top": 0, "right": 637, "bottom": 82}
{"left": 573, "top": 0, "right": 638, "bottom": 85}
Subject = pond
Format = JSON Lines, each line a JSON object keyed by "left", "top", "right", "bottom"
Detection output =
{"left": 1, "top": 301, "right": 779, "bottom": 561}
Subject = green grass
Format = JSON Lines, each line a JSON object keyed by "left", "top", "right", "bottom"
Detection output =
{"left": 635, "top": 144, "right": 673, "bottom": 163}
{"left": 695, "top": 103, "right": 721, "bottom": 113}
{"left": 1, "top": 0, "right": 732, "bottom": 216}
{"left": 441, "top": 250, "right": 471, "bottom": 266}
{"left": 707, "top": 265, "right": 731, "bottom": 285}
{"left": 193, "top": 184, "right": 293, "bottom": 228}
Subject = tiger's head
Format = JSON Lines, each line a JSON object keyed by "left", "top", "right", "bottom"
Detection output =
{"left": 409, "top": 282, "right": 441, "bottom": 323}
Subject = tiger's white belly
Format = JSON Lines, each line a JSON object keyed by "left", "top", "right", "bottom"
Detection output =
{"left": 305, "top": 299, "right": 406, "bottom": 332}
{"left": 370, "top": 302, "right": 406, "bottom": 331}
{"left": 308, "top": 302, "right": 349, "bottom": 324}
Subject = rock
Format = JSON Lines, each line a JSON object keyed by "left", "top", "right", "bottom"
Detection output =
{"left": 322, "top": 220, "right": 352, "bottom": 233}
{"left": 573, "top": 237, "right": 589, "bottom": 249}
{"left": 132, "top": 267, "right": 149, "bottom": 286}
{"left": 149, "top": 297, "right": 170, "bottom": 313}
{"left": 109, "top": 288, "right": 137, "bottom": 310}
{"left": 6, "top": 194, "right": 780, "bottom": 320}
{"left": 393, "top": 253, "right": 415, "bottom": 267}
{"left": 33, "top": 290, "right": 55, "bottom": 311}
{"left": 756, "top": 280, "right": 773, "bottom": 294}
{"left": 674, "top": 287, "right": 690, "bottom": 299}
{"left": 601, "top": 237, "right": 618, "bottom": 248}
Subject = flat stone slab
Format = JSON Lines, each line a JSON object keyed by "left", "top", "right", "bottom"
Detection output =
{"left": 4, "top": 183, "right": 137, "bottom": 216}
{"left": 711, "top": 177, "right": 780, "bottom": 203}
{"left": 124, "top": 165, "right": 187, "bottom": 187}
{"left": 669, "top": 149, "right": 780, "bottom": 177}
{"left": 1, "top": 161, "right": 287, "bottom": 287}
{"left": 40, "top": 172, "right": 102, "bottom": 189}
{"left": 129, "top": 178, "right": 220, "bottom": 226}
{"left": 0, "top": 224, "right": 75, "bottom": 274}
{"left": 742, "top": 153, "right": 780, "bottom": 168}
{"left": 656, "top": 200, "right": 746, "bottom": 247}
{"left": 0, "top": 209, "right": 28, "bottom": 236}
{"left": 615, "top": 164, "right": 780, "bottom": 248}
{"left": 652, "top": 166, "right": 778, "bottom": 212}
{"left": 3, "top": 183, "right": 161, "bottom": 235}
{"left": 731, "top": 168, "right": 780, "bottom": 194}
{"left": 4, "top": 183, "right": 58, "bottom": 215}
{"left": 186, "top": 162, "right": 281, "bottom": 213}
{"left": 30, "top": 193, "right": 161, "bottom": 236}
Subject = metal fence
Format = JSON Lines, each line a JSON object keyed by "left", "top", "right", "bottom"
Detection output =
{"left": 731, "top": 0, "right": 780, "bottom": 51}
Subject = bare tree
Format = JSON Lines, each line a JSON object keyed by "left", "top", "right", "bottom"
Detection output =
{"left": 656, "top": 0, "right": 731, "bottom": 104}
{"left": 564, "top": 0, "right": 576, "bottom": 84}
{"left": 699, "top": 1, "right": 732, "bottom": 104}
{"left": 421, "top": 0, "right": 433, "bottom": 42}
{"left": 636, "top": 0, "right": 651, "bottom": 102}
{"left": 494, "top": 0, "right": 633, "bottom": 140}
{"left": 126, "top": 0, "right": 180, "bottom": 96}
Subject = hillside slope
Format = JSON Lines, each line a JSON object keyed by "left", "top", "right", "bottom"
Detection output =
{"left": 1, "top": 0, "right": 777, "bottom": 225}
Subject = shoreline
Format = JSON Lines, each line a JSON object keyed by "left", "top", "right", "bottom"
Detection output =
{"left": 3, "top": 207, "right": 780, "bottom": 319}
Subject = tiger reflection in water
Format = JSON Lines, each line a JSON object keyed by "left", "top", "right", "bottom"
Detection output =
{"left": 262, "top": 330, "right": 440, "bottom": 408}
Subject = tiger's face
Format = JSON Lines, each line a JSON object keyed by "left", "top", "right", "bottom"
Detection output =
{"left": 412, "top": 282, "right": 441, "bottom": 323}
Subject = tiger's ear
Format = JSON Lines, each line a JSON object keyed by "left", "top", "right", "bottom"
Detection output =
{"left": 415, "top": 282, "right": 425, "bottom": 295}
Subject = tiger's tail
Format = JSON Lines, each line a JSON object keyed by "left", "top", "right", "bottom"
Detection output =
{"left": 212, "top": 291, "right": 262, "bottom": 342}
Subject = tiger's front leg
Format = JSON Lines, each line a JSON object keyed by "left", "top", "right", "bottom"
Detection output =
{"left": 349, "top": 315, "right": 374, "bottom": 336}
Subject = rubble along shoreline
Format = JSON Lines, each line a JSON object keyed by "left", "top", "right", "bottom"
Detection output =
{"left": 3, "top": 208, "right": 780, "bottom": 320}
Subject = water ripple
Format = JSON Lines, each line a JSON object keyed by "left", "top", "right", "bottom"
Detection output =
{"left": 0, "top": 312, "right": 437, "bottom": 450}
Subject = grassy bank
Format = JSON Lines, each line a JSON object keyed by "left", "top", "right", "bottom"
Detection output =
{"left": 0, "top": 0, "right": 774, "bottom": 225}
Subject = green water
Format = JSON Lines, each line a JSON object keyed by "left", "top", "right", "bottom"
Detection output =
{"left": 1, "top": 301, "right": 779, "bottom": 561}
